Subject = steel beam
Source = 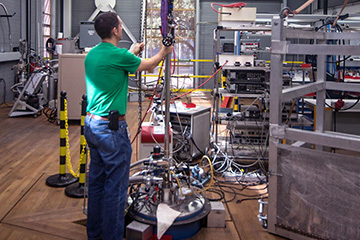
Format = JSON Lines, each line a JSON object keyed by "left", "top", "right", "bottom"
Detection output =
{"left": 284, "top": 128, "right": 360, "bottom": 152}
{"left": 326, "top": 81, "right": 360, "bottom": 92}
{"left": 282, "top": 82, "right": 324, "bottom": 102}
{"left": 164, "top": 55, "right": 171, "bottom": 159}
{"left": 284, "top": 28, "right": 360, "bottom": 40}
{"left": 268, "top": 16, "right": 283, "bottom": 235}
{"left": 272, "top": 42, "right": 360, "bottom": 55}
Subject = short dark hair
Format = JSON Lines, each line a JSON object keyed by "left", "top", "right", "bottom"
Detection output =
{"left": 94, "top": 12, "right": 119, "bottom": 39}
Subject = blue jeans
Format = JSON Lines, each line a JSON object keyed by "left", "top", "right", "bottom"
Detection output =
{"left": 84, "top": 115, "right": 132, "bottom": 240}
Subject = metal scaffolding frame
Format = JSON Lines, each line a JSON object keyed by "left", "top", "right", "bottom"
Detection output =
{"left": 268, "top": 16, "right": 360, "bottom": 239}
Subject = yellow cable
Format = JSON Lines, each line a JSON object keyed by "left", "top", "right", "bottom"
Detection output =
{"left": 169, "top": 170, "right": 184, "bottom": 196}
{"left": 201, "top": 155, "right": 214, "bottom": 191}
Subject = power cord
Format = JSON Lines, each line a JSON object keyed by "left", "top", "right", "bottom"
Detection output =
{"left": 211, "top": 2, "right": 246, "bottom": 15}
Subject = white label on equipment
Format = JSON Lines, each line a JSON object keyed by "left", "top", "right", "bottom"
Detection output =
{"left": 153, "top": 126, "right": 165, "bottom": 134}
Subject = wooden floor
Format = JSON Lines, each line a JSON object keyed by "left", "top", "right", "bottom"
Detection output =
{"left": 0, "top": 93, "right": 284, "bottom": 240}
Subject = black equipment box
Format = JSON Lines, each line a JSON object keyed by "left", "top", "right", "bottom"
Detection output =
{"left": 223, "top": 67, "right": 270, "bottom": 93}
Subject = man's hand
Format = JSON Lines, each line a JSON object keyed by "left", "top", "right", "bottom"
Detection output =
{"left": 132, "top": 42, "right": 145, "bottom": 56}
{"left": 160, "top": 44, "right": 174, "bottom": 56}
{"left": 136, "top": 43, "right": 174, "bottom": 72}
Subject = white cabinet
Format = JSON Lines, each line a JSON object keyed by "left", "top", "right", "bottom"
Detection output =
{"left": 58, "top": 54, "right": 87, "bottom": 120}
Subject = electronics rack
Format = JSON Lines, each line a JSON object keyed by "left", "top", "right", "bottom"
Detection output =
{"left": 215, "top": 88, "right": 269, "bottom": 163}
{"left": 213, "top": 25, "right": 272, "bottom": 165}
{"left": 214, "top": 34, "right": 314, "bottom": 162}
{"left": 222, "top": 66, "right": 270, "bottom": 94}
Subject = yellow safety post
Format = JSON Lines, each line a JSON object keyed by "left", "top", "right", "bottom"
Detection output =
{"left": 46, "top": 91, "right": 78, "bottom": 187}
{"left": 65, "top": 94, "right": 88, "bottom": 198}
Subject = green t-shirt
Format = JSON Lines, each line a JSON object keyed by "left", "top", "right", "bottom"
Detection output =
{"left": 85, "top": 42, "right": 141, "bottom": 116}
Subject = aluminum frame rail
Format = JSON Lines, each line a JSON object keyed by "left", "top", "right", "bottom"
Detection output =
{"left": 268, "top": 16, "right": 360, "bottom": 239}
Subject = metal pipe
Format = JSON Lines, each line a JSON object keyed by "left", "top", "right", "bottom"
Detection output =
{"left": 26, "top": 0, "right": 31, "bottom": 74}
{"left": 195, "top": 0, "right": 200, "bottom": 88}
{"left": 164, "top": 54, "right": 171, "bottom": 159}
{"left": 137, "top": 0, "right": 147, "bottom": 145}
{"left": 60, "top": 0, "right": 64, "bottom": 33}
{"left": 63, "top": 0, "right": 72, "bottom": 38}
{"left": 0, "top": 3, "right": 12, "bottom": 52}
{"left": 323, "top": 0, "right": 328, "bottom": 15}
{"left": 129, "top": 176, "right": 146, "bottom": 184}
{"left": 281, "top": 0, "right": 288, "bottom": 9}
{"left": 129, "top": 175, "right": 163, "bottom": 184}
{"left": 36, "top": 0, "right": 40, "bottom": 55}
{"left": 213, "top": 29, "right": 219, "bottom": 144}
{"left": 130, "top": 158, "right": 150, "bottom": 168}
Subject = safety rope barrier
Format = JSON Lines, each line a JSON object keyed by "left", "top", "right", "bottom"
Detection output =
{"left": 46, "top": 91, "right": 78, "bottom": 187}
{"left": 79, "top": 94, "right": 88, "bottom": 185}
{"left": 64, "top": 98, "right": 82, "bottom": 178}
{"left": 65, "top": 94, "right": 88, "bottom": 198}
{"left": 60, "top": 95, "right": 67, "bottom": 176}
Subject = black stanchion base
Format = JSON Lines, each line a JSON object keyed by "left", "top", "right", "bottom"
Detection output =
{"left": 65, "top": 182, "right": 87, "bottom": 198}
{"left": 46, "top": 173, "right": 78, "bottom": 188}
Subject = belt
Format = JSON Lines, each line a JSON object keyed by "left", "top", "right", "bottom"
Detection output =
{"left": 87, "top": 112, "right": 126, "bottom": 121}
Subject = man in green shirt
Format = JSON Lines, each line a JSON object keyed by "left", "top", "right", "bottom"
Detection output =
{"left": 84, "top": 12, "right": 173, "bottom": 240}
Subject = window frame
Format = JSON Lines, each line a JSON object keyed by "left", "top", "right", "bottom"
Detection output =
{"left": 145, "top": 0, "right": 196, "bottom": 89}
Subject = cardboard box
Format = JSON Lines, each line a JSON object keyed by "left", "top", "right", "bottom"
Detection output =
{"left": 218, "top": 7, "right": 257, "bottom": 22}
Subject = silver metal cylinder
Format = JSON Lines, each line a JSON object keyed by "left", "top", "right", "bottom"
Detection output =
{"left": 48, "top": 76, "right": 56, "bottom": 100}
{"left": 162, "top": 188, "right": 172, "bottom": 204}
{"left": 164, "top": 55, "right": 171, "bottom": 158}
